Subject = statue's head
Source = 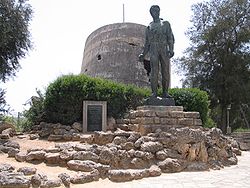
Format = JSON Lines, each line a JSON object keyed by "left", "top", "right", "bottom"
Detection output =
{"left": 150, "top": 5, "right": 160, "bottom": 19}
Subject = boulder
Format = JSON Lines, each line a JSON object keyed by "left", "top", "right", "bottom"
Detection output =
{"left": 112, "top": 136, "right": 127, "bottom": 145}
{"left": 93, "top": 132, "right": 114, "bottom": 145}
{"left": 67, "top": 160, "right": 99, "bottom": 172}
{"left": 29, "top": 134, "right": 39, "bottom": 140}
{"left": 0, "top": 134, "right": 10, "bottom": 139}
{"left": 80, "top": 135, "right": 94, "bottom": 144}
{"left": 4, "top": 141, "right": 20, "bottom": 149}
{"left": 15, "top": 152, "right": 27, "bottom": 162}
{"left": 0, "top": 122, "right": 15, "bottom": 133}
{"left": 141, "top": 141, "right": 163, "bottom": 153}
{"left": 45, "top": 153, "right": 61, "bottom": 164}
{"left": 26, "top": 150, "right": 46, "bottom": 161}
{"left": 2, "top": 128, "right": 15, "bottom": 137}
{"left": 0, "top": 163, "right": 15, "bottom": 172}
{"left": 48, "top": 135, "right": 62, "bottom": 141}
{"left": 147, "top": 165, "right": 162, "bottom": 177}
{"left": 40, "top": 179, "right": 61, "bottom": 188}
{"left": 31, "top": 173, "right": 48, "bottom": 188}
{"left": 130, "top": 157, "right": 148, "bottom": 169}
{"left": 121, "top": 142, "right": 135, "bottom": 151}
{"left": 158, "top": 158, "right": 186, "bottom": 173}
{"left": 7, "top": 148, "right": 20, "bottom": 158}
{"left": 70, "top": 170, "right": 99, "bottom": 184}
{"left": 99, "top": 148, "right": 114, "bottom": 165}
{"left": 17, "top": 167, "right": 37, "bottom": 175}
{"left": 58, "top": 173, "right": 70, "bottom": 187}
{"left": 54, "top": 128, "right": 67, "bottom": 135}
{"left": 108, "top": 170, "right": 134, "bottom": 182}
{"left": 59, "top": 150, "right": 76, "bottom": 161}
{"left": 0, "top": 171, "right": 30, "bottom": 188}
{"left": 73, "top": 151, "right": 99, "bottom": 162}
{"left": 72, "top": 122, "right": 82, "bottom": 132}
{"left": 156, "top": 150, "right": 168, "bottom": 161}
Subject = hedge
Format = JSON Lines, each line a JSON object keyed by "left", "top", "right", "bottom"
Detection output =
{"left": 41, "top": 74, "right": 209, "bottom": 125}
{"left": 43, "top": 74, "right": 150, "bottom": 124}
{"left": 169, "top": 88, "right": 209, "bottom": 124}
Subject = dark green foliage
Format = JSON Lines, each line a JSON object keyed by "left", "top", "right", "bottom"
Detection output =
{"left": 0, "top": 88, "right": 8, "bottom": 117}
{"left": 0, "top": 0, "right": 33, "bottom": 82}
{"left": 23, "top": 74, "right": 210, "bottom": 126}
{"left": 22, "top": 90, "right": 45, "bottom": 130}
{"left": 43, "top": 75, "right": 150, "bottom": 124}
{"left": 169, "top": 88, "right": 209, "bottom": 124}
{"left": 176, "top": 0, "right": 250, "bottom": 132}
{"left": 0, "top": 0, "right": 32, "bottom": 114}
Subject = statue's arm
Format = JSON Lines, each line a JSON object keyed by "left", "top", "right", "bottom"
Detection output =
{"left": 165, "top": 21, "right": 175, "bottom": 58}
{"left": 142, "top": 27, "right": 150, "bottom": 55}
{"left": 139, "top": 27, "right": 150, "bottom": 62}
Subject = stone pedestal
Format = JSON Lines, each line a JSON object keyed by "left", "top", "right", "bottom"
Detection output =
{"left": 116, "top": 106, "right": 203, "bottom": 135}
{"left": 143, "top": 96, "right": 175, "bottom": 106}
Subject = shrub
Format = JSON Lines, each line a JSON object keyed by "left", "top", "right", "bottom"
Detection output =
{"left": 27, "top": 74, "right": 209, "bottom": 126}
{"left": 169, "top": 88, "right": 209, "bottom": 124}
{"left": 22, "top": 89, "right": 45, "bottom": 130}
{"left": 43, "top": 74, "right": 150, "bottom": 124}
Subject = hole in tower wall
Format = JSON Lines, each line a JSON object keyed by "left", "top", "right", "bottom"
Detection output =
{"left": 128, "top": 42, "right": 137, "bottom": 46}
{"left": 97, "top": 54, "right": 102, "bottom": 61}
{"left": 143, "top": 59, "right": 151, "bottom": 76}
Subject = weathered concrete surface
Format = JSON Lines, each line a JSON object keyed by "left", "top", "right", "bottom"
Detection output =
{"left": 81, "top": 22, "right": 149, "bottom": 88}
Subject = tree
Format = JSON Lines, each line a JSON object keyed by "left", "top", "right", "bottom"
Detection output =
{"left": 0, "top": 88, "right": 8, "bottom": 120}
{"left": 0, "top": 0, "right": 32, "bottom": 113}
{"left": 177, "top": 0, "right": 250, "bottom": 133}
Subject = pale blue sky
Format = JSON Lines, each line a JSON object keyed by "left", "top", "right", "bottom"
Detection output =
{"left": 3, "top": 0, "right": 203, "bottom": 114}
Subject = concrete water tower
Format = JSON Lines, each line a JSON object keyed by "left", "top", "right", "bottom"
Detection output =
{"left": 80, "top": 22, "right": 150, "bottom": 87}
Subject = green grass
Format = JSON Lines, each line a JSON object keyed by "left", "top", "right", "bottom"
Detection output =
{"left": 233, "top": 127, "right": 250, "bottom": 133}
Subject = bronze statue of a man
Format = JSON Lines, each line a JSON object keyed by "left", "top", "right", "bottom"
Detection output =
{"left": 139, "top": 5, "right": 175, "bottom": 98}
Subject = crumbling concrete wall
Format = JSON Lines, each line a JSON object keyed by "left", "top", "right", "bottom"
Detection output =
{"left": 81, "top": 22, "right": 149, "bottom": 88}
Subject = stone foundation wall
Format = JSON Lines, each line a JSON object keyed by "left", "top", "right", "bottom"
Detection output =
{"left": 116, "top": 106, "right": 203, "bottom": 135}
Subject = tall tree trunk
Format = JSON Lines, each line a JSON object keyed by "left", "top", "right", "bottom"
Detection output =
{"left": 240, "top": 104, "right": 250, "bottom": 129}
{"left": 219, "top": 105, "right": 227, "bottom": 133}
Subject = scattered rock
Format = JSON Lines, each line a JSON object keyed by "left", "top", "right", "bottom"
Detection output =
{"left": 158, "top": 158, "right": 186, "bottom": 173}
{"left": 58, "top": 173, "right": 71, "bottom": 187}
{"left": 0, "top": 163, "right": 15, "bottom": 172}
{"left": 73, "top": 151, "right": 99, "bottom": 162}
{"left": 4, "top": 141, "right": 20, "bottom": 149}
{"left": 72, "top": 122, "right": 82, "bottom": 132}
{"left": 2, "top": 128, "right": 15, "bottom": 137}
{"left": 67, "top": 160, "right": 99, "bottom": 172}
{"left": 70, "top": 170, "right": 99, "bottom": 184}
{"left": 45, "top": 153, "right": 61, "bottom": 164}
{"left": 26, "top": 150, "right": 46, "bottom": 161}
{"left": 93, "top": 132, "right": 114, "bottom": 145}
{"left": 29, "top": 134, "right": 39, "bottom": 140}
{"left": 15, "top": 152, "right": 27, "bottom": 162}
{"left": 31, "top": 173, "right": 48, "bottom": 188}
{"left": 17, "top": 167, "right": 37, "bottom": 175}
{"left": 8, "top": 148, "right": 20, "bottom": 158}
{"left": 40, "top": 179, "right": 61, "bottom": 188}
{"left": 108, "top": 170, "right": 134, "bottom": 182}
{"left": 0, "top": 171, "right": 30, "bottom": 188}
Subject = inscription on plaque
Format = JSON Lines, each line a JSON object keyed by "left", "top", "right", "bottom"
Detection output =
{"left": 87, "top": 105, "right": 102, "bottom": 131}
{"left": 83, "top": 101, "right": 107, "bottom": 133}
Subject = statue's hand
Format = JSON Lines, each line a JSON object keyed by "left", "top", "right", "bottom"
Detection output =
{"left": 138, "top": 54, "right": 145, "bottom": 62}
{"left": 169, "top": 51, "right": 174, "bottom": 58}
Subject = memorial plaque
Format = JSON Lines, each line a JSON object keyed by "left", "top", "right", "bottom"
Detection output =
{"left": 87, "top": 105, "right": 102, "bottom": 131}
{"left": 83, "top": 101, "right": 107, "bottom": 133}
